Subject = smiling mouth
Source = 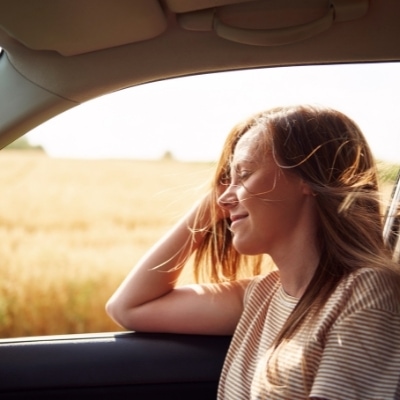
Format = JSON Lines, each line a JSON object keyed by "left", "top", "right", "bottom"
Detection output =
{"left": 230, "top": 214, "right": 248, "bottom": 228}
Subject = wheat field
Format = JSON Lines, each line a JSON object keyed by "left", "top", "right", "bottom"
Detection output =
{"left": 0, "top": 151, "right": 397, "bottom": 338}
{"left": 0, "top": 151, "right": 213, "bottom": 337}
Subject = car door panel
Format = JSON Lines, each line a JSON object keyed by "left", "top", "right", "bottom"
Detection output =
{"left": 0, "top": 332, "right": 231, "bottom": 399}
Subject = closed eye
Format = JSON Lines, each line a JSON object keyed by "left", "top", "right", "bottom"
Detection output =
{"left": 238, "top": 170, "right": 251, "bottom": 181}
{"left": 232, "top": 167, "right": 253, "bottom": 184}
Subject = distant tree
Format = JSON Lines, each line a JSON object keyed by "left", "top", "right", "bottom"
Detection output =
{"left": 161, "top": 150, "right": 174, "bottom": 161}
{"left": 4, "top": 137, "right": 44, "bottom": 151}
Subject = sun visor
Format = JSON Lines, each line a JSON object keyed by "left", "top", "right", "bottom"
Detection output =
{"left": 173, "top": 0, "right": 369, "bottom": 46}
{"left": 0, "top": 0, "right": 167, "bottom": 56}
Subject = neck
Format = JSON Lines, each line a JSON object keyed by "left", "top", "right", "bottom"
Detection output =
{"left": 271, "top": 197, "right": 320, "bottom": 298}
{"left": 277, "top": 257, "right": 320, "bottom": 299}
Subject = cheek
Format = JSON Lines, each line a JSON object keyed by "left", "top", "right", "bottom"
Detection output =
{"left": 243, "top": 182, "right": 284, "bottom": 205}
{"left": 240, "top": 196, "right": 274, "bottom": 222}
{"left": 241, "top": 174, "right": 278, "bottom": 198}
{"left": 243, "top": 179, "right": 304, "bottom": 217}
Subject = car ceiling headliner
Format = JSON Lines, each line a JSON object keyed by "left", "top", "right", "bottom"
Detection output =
{"left": 0, "top": 0, "right": 399, "bottom": 147}
{"left": 0, "top": 0, "right": 399, "bottom": 101}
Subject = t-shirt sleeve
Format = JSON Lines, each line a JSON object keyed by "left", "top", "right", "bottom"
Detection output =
{"left": 310, "top": 307, "right": 400, "bottom": 399}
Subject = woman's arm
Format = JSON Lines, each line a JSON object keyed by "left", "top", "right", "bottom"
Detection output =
{"left": 106, "top": 193, "right": 248, "bottom": 335}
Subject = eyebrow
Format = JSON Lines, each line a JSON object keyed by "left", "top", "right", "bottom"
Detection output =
{"left": 230, "top": 155, "right": 259, "bottom": 168}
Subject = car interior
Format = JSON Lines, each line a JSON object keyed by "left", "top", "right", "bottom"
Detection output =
{"left": 0, "top": 0, "right": 399, "bottom": 398}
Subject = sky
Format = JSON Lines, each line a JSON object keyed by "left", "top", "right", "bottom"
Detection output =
{"left": 27, "top": 62, "right": 400, "bottom": 163}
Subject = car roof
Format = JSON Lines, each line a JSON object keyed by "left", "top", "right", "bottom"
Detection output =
{"left": 0, "top": 0, "right": 399, "bottom": 148}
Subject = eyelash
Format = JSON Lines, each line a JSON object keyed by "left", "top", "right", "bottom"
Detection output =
{"left": 238, "top": 170, "right": 251, "bottom": 179}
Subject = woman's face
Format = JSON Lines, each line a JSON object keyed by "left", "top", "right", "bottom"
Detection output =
{"left": 217, "top": 127, "right": 313, "bottom": 256}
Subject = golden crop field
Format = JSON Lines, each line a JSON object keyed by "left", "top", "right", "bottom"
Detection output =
{"left": 0, "top": 151, "right": 213, "bottom": 338}
{"left": 0, "top": 151, "right": 397, "bottom": 338}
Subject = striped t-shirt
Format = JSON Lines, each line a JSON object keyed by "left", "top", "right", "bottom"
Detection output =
{"left": 217, "top": 268, "right": 400, "bottom": 399}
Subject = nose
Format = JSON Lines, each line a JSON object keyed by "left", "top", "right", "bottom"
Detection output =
{"left": 217, "top": 184, "right": 239, "bottom": 210}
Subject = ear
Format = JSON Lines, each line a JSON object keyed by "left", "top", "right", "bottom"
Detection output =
{"left": 300, "top": 180, "right": 315, "bottom": 196}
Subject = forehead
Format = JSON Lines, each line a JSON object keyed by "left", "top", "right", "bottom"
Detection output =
{"left": 232, "top": 126, "right": 267, "bottom": 164}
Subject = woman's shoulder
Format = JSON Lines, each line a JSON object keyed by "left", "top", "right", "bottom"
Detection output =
{"left": 346, "top": 266, "right": 400, "bottom": 288}
{"left": 340, "top": 266, "right": 400, "bottom": 312}
{"left": 243, "top": 270, "right": 281, "bottom": 306}
{"left": 249, "top": 270, "right": 281, "bottom": 290}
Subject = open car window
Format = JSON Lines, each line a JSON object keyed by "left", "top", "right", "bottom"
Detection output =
{"left": 2, "top": 62, "right": 400, "bottom": 338}
{"left": 26, "top": 63, "right": 400, "bottom": 164}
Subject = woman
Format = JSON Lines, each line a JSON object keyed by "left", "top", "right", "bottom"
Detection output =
{"left": 106, "top": 105, "right": 400, "bottom": 399}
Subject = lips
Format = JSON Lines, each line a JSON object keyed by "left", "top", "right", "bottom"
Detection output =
{"left": 230, "top": 213, "right": 248, "bottom": 228}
